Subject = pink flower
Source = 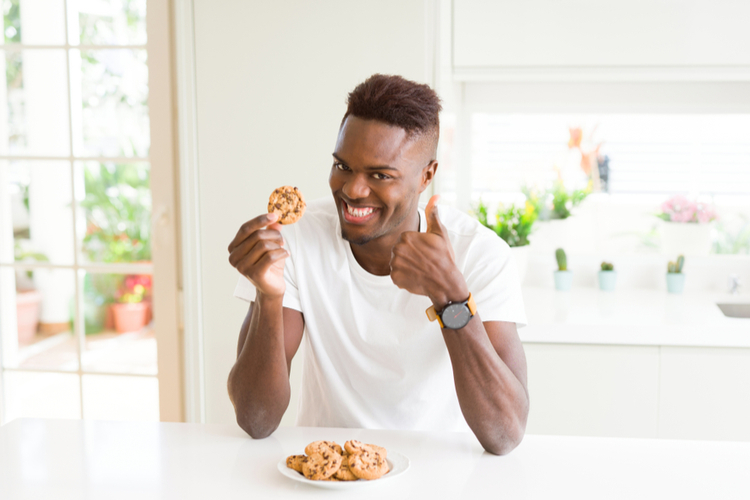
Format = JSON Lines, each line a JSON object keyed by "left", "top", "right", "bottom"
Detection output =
{"left": 659, "top": 195, "right": 717, "bottom": 224}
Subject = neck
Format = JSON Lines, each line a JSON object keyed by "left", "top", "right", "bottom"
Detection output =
{"left": 349, "top": 210, "right": 420, "bottom": 276}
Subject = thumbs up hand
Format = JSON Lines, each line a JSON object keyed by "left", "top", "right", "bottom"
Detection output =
{"left": 390, "top": 195, "right": 470, "bottom": 310}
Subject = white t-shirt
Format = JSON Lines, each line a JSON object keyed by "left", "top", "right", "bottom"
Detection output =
{"left": 234, "top": 197, "right": 526, "bottom": 432}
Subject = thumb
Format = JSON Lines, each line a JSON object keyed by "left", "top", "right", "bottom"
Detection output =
{"left": 425, "top": 194, "right": 445, "bottom": 235}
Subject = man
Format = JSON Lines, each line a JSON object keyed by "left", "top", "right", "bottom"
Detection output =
{"left": 227, "top": 74, "right": 528, "bottom": 455}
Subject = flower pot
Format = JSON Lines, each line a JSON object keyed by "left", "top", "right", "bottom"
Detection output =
{"left": 598, "top": 270, "right": 617, "bottom": 292}
{"left": 111, "top": 302, "right": 149, "bottom": 333}
{"left": 510, "top": 245, "right": 530, "bottom": 286}
{"left": 16, "top": 290, "right": 42, "bottom": 344}
{"left": 661, "top": 221, "right": 712, "bottom": 256}
{"left": 554, "top": 270, "right": 573, "bottom": 291}
{"left": 666, "top": 273, "right": 686, "bottom": 294}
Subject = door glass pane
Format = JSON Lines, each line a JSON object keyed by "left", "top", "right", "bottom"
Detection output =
{"left": 82, "top": 272, "right": 156, "bottom": 375}
{"left": 3, "top": 371, "right": 81, "bottom": 421}
{"left": 1, "top": 267, "right": 78, "bottom": 371}
{"left": 82, "top": 374, "right": 158, "bottom": 421}
{"left": 1, "top": 49, "right": 70, "bottom": 156}
{"left": 69, "top": 0, "right": 147, "bottom": 46}
{"left": 70, "top": 49, "right": 149, "bottom": 157}
{"left": 0, "top": 160, "right": 75, "bottom": 265}
{"left": 3, "top": 0, "right": 66, "bottom": 45}
{"left": 75, "top": 161, "right": 150, "bottom": 264}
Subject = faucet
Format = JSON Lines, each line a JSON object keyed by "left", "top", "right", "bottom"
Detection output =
{"left": 728, "top": 274, "right": 742, "bottom": 295}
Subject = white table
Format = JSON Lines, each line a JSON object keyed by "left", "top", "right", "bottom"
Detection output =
{"left": 1, "top": 419, "right": 749, "bottom": 499}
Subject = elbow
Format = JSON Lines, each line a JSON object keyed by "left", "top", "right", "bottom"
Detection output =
{"left": 481, "top": 404, "right": 528, "bottom": 456}
{"left": 227, "top": 369, "right": 283, "bottom": 439}
{"left": 236, "top": 413, "right": 278, "bottom": 440}
{"left": 481, "top": 421, "right": 526, "bottom": 456}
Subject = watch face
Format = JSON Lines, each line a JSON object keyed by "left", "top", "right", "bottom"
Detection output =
{"left": 442, "top": 303, "right": 471, "bottom": 329}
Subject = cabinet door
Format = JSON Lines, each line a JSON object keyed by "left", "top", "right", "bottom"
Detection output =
{"left": 659, "top": 347, "right": 750, "bottom": 441}
{"left": 524, "top": 343, "right": 659, "bottom": 438}
{"left": 454, "top": 0, "right": 750, "bottom": 69}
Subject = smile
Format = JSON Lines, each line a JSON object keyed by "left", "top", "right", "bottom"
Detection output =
{"left": 342, "top": 201, "right": 379, "bottom": 223}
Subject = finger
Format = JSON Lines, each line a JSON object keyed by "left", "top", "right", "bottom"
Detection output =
{"left": 240, "top": 238, "right": 285, "bottom": 269}
{"left": 228, "top": 212, "right": 279, "bottom": 252}
{"left": 228, "top": 230, "right": 285, "bottom": 267}
{"left": 252, "top": 248, "right": 289, "bottom": 275}
{"left": 425, "top": 194, "right": 446, "bottom": 236}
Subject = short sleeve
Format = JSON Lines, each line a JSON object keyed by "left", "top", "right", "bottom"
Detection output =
{"left": 232, "top": 229, "right": 303, "bottom": 312}
{"left": 462, "top": 232, "right": 527, "bottom": 328}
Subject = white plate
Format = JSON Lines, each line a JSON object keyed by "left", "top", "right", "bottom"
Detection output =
{"left": 277, "top": 451, "right": 410, "bottom": 489}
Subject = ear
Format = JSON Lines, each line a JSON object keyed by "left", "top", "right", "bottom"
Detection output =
{"left": 418, "top": 160, "right": 438, "bottom": 193}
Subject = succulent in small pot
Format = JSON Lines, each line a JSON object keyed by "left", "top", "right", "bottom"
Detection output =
{"left": 598, "top": 261, "right": 617, "bottom": 292}
{"left": 554, "top": 248, "right": 573, "bottom": 291}
{"left": 666, "top": 254, "right": 686, "bottom": 294}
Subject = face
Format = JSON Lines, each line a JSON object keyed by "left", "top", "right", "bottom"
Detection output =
{"left": 329, "top": 116, "right": 436, "bottom": 246}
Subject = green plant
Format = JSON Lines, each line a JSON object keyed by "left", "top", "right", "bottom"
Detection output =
{"left": 523, "top": 180, "right": 591, "bottom": 221}
{"left": 472, "top": 200, "right": 537, "bottom": 247}
{"left": 80, "top": 163, "right": 151, "bottom": 264}
{"left": 13, "top": 241, "right": 48, "bottom": 280}
{"left": 556, "top": 248, "right": 567, "bottom": 271}
{"left": 600, "top": 262, "right": 614, "bottom": 271}
{"left": 667, "top": 255, "right": 685, "bottom": 274}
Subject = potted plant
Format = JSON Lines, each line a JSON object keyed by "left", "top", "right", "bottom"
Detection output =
{"left": 657, "top": 195, "right": 717, "bottom": 256}
{"left": 554, "top": 248, "right": 573, "bottom": 291}
{"left": 666, "top": 255, "right": 686, "bottom": 294}
{"left": 111, "top": 277, "right": 150, "bottom": 333}
{"left": 473, "top": 199, "right": 537, "bottom": 284}
{"left": 14, "top": 242, "right": 49, "bottom": 344}
{"left": 523, "top": 181, "right": 591, "bottom": 252}
{"left": 598, "top": 261, "right": 617, "bottom": 292}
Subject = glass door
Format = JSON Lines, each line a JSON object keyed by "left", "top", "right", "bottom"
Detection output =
{"left": 0, "top": 0, "right": 180, "bottom": 423}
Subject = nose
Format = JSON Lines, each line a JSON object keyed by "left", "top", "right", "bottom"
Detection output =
{"left": 342, "top": 173, "right": 370, "bottom": 200}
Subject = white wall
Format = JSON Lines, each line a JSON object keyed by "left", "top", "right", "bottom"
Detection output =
{"left": 191, "top": 0, "right": 431, "bottom": 425}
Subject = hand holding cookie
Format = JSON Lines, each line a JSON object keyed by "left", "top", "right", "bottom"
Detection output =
{"left": 227, "top": 187, "right": 306, "bottom": 298}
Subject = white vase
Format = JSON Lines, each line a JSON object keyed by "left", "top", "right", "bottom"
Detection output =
{"left": 661, "top": 221, "right": 712, "bottom": 257}
{"left": 510, "top": 245, "right": 530, "bottom": 286}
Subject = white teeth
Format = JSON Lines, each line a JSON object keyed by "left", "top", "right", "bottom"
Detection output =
{"left": 346, "top": 203, "right": 374, "bottom": 218}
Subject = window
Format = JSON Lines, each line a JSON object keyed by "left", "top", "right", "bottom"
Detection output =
{"left": 0, "top": 0, "right": 176, "bottom": 424}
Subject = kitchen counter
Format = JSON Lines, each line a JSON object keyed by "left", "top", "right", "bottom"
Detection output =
{"left": 520, "top": 286, "right": 750, "bottom": 348}
{"left": 1, "top": 419, "right": 749, "bottom": 499}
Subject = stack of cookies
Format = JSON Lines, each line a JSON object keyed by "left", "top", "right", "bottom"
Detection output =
{"left": 286, "top": 440, "right": 389, "bottom": 481}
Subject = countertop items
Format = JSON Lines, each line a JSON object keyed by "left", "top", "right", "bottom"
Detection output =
{"left": 1, "top": 419, "right": 749, "bottom": 499}
{"left": 521, "top": 286, "right": 750, "bottom": 348}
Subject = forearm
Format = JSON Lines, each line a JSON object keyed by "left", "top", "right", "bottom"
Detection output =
{"left": 442, "top": 316, "right": 529, "bottom": 455}
{"left": 228, "top": 293, "right": 290, "bottom": 438}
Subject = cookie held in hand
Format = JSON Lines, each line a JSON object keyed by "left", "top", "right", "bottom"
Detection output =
{"left": 268, "top": 186, "right": 306, "bottom": 224}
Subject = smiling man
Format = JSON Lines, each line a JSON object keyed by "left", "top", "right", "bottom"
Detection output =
{"left": 227, "top": 74, "right": 529, "bottom": 455}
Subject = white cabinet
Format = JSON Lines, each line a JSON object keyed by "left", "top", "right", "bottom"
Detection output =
{"left": 524, "top": 343, "right": 750, "bottom": 441}
{"left": 454, "top": 0, "right": 750, "bottom": 72}
{"left": 658, "top": 347, "right": 750, "bottom": 441}
{"left": 524, "top": 343, "right": 659, "bottom": 438}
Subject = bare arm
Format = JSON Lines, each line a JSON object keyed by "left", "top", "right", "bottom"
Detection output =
{"left": 389, "top": 196, "right": 528, "bottom": 455}
{"left": 441, "top": 318, "right": 528, "bottom": 455}
{"left": 226, "top": 212, "right": 304, "bottom": 438}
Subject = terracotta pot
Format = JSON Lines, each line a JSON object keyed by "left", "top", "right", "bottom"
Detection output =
{"left": 16, "top": 290, "right": 43, "bottom": 344}
{"left": 111, "top": 302, "right": 149, "bottom": 333}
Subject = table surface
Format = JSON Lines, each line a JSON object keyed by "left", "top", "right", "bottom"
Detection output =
{"left": 1, "top": 419, "right": 749, "bottom": 499}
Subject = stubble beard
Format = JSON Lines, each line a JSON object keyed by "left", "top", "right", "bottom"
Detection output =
{"left": 340, "top": 207, "right": 410, "bottom": 246}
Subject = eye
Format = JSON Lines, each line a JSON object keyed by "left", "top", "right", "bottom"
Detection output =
{"left": 373, "top": 172, "right": 391, "bottom": 180}
{"left": 333, "top": 161, "right": 350, "bottom": 172}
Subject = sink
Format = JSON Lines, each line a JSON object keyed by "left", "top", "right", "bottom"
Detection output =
{"left": 716, "top": 303, "right": 750, "bottom": 319}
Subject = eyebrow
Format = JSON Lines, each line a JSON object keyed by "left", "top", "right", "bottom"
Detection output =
{"left": 332, "top": 153, "right": 399, "bottom": 172}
